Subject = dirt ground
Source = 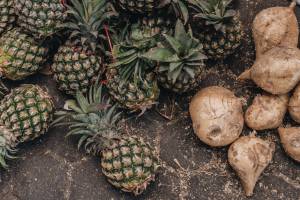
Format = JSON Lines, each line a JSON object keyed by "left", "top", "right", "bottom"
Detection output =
{"left": 0, "top": 0, "right": 300, "bottom": 200}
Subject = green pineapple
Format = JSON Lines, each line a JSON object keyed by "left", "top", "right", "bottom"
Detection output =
{"left": 107, "top": 24, "right": 160, "bottom": 112}
{"left": 189, "top": 0, "right": 243, "bottom": 59}
{"left": 144, "top": 20, "right": 207, "bottom": 93}
{"left": 51, "top": 0, "right": 117, "bottom": 95}
{"left": 13, "top": 0, "right": 67, "bottom": 39}
{"left": 0, "top": 84, "right": 54, "bottom": 168}
{"left": 53, "top": 83, "right": 159, "bottom": 195}
{"left": 0, "top": 28, "right": 48, "bottom": 80}
{"left": 0, "top": 0, "right": 16, "bottom": 35}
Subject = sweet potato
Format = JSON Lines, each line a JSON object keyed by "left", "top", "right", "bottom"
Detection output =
{"left": 245, "top": 94, "right": 289, "bottom": 130}
{"left": 253, "top": 2, "right": 298, "bottom": 58}
{"left": 239, "top": 46, "right": 300, "bottom": 95}
{"left": 288, "top": 84, "right": 300, "bottom": 123}
{"left": 228, "top": 134, "right": 275, "bottom": 196}
{"left": 278, "top": 127, "right": 300, "bottom": 162}
{"left": 189, "top": 86, "right": 244, "bottom": 147}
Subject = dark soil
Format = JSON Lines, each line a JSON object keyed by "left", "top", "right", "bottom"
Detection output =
{"left": 0, "top": 0, "right": 299, "bottom": 200}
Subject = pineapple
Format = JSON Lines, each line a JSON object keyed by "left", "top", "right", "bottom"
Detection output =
{"left": 0, "top": 28, "right": 48, "bottom": 80}
{"left": 0, "top": 0, "right": 16, "bottom": 35}
{"left": 114, "top": 0, "right": 189, "bottom": 23}
{"left": 144, "top": 20, "right": 207, "bottom": 93}
{"left": 52, "top": 41, "right": 102, "bottom": 95}
{"left": 189, "top": 0, "right": 243, "bottom": 59}
{"left": 138, "top": 14, "right": 173, "bottom": 36}
{"left": 13, "top": 0, "right": 67, "bottom": 39}
{"left": 106, "top": 68, "right": 159, "bottom": 112}
{"left": 0, "top": 84, "right": 54, "bottom": 168}
{"left": 51, "top": 0, "right": 117, "bottom": 95}
{"left": 53, "top": 83, "right": 159, "bottom": 195}
{"left": 114, "top": 0, "right": 160, "bottom": 14}
{"left": 107, "top": 24, "right": 160, "bottom": 112}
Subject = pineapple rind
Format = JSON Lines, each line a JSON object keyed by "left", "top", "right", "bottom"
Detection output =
{"left": 139, "top": 15, "right": 173, "bottom": 36}
{"left": 107, "top": 69, "right": 160, "bottom": 111}
{"left": 0, "top": 84, "right": 54, "bottom": 143}
{"left": 0, "top": 0, "right": 16, "bottom": 35}
{"left": 158, "top": 65, "right": 204, "bottom": 93}
{"left": 0, "top": 28, "right": 48, "bottom": 80}
{"left": 13, "top": 0, "right": 67, "bottom": 38}
{"left": 198, "top": 17, "right": 243, "bottom": 59}
{"left": 101, "top": 135, "right": 159, "bottom": 195}
{"left": 52, "top": 44, "right": 102, "bottom": 95}
{"left": 115, "top": 0, "right": 158, "bottom": 14}
{"left": 0, "top": 84, "right": 54, "bottom": 168}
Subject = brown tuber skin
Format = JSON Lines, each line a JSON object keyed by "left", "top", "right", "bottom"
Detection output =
{"left": 253, "top": 2, "right": 298, "bottom": 58}
{"left": 239, "top": 46, "right": 300, "bottom": 95}
{"left": 189, "top": 86, "right": 244, "bottom": 147}
{"left": 228, "top": 134, "right": 275, "bottom": 196}
{"left": 288, "top": 84, "right": 300, "bottom": 123}
{"left": 278, "top": 127, "right": 300, "bottom": 162}
{"left": 245, "top": 94, "right": 289, "bottom": 130}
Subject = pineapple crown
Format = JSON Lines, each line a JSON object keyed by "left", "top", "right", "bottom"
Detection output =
{"left": 188, "top": 0, "right": 236, "bottom": 32}
{"left": 109, "top": 24, "right": 158, "bottom": 85}
{"left": 52, "top": 82, "right": 123, "bottom": 156}
{"left": 143, "top": 20, "right": 207, "bottom": 84}
{"left": 0, "top": 127, "right": 18, "bottom": 169}
{"left": 0, "top": 80, "right": 8, "bottom": 100}
{"left": 62, "top": 0, "right": 118, "bottom": 52}
{"left": 0, "top": 83, "right": 18, "bottom": 168}
{"left": 158, "top": 0, "right": 189, "bottom": 24}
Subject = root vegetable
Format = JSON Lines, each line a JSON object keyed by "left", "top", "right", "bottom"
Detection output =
{"left": 239, "top": 46, "right": 300, "bottom": 95}
{"left": 189, "top": 86, "right": 244, "bottom": 147}
{"left": 228, "top": 134, "right": 275, "bottom": 196}
{"left": 288, "top": 84, "right": 300, "bottom": 123}
{"left": 245, "top": 94, "right": 289, "bottom": 130}
{"left": 253, "top": 2, "right": 298, "bottom": 58}
{"left": 278, "top": 127, "right": 300, "bottom": 162}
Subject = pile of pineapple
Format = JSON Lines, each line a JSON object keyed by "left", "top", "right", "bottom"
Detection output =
{"left": 0, "top": 0, "right": 243, "bottom": 196}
